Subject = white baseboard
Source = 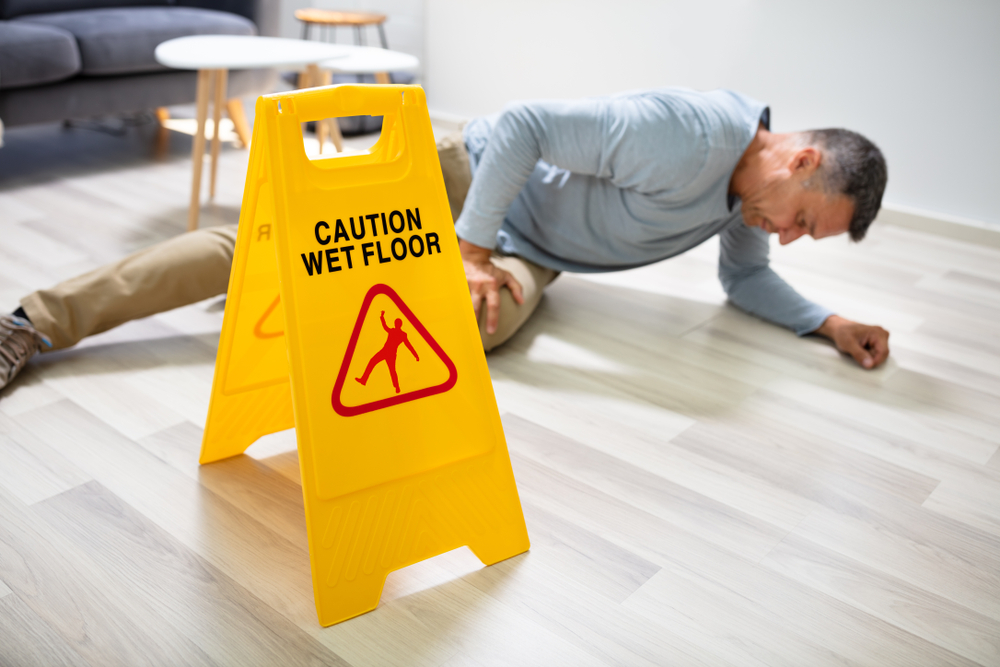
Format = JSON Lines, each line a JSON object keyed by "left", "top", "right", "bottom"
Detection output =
{"left": 877, "top": 204, "right": 1000, "bottom": 249}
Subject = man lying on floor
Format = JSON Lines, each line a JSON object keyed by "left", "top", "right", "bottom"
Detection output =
{"left": 0, "top": 87, "right": 890, "bottom": 392}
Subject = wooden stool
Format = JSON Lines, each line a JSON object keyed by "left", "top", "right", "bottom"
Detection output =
{"left": 295, "top": 9, "right": 389, "bottom": 48}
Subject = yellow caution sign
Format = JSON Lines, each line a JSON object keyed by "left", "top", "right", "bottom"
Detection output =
{"left": 200, "top": 84, "right": 530, "bottom": 626}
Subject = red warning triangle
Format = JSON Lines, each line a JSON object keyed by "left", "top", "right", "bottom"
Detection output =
{"left": 331, "top": 284, "right": 457, "bottom": 417}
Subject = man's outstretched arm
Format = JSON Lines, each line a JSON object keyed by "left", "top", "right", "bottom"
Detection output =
{"left": 403, "top": 336, "right": 419, "bottom": 361}
{"left": 718, "top": 221, "right": 890, "bottom": 369}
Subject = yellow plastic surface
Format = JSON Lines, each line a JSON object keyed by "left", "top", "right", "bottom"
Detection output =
{"left": 199, "top": 84, "right": 530, "bottom": 626}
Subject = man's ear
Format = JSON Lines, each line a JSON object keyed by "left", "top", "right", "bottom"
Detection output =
{"left": 791, "top": 146, "right": 821, "bottom": 174}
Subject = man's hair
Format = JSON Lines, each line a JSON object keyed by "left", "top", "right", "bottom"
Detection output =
{"left": 804, "top": 129, "right": 887, "bottom": 241}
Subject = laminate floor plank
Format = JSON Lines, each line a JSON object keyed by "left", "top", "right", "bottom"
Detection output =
{"left": 738, "top": 389, "right": 999, "bottom": 488}
{"left": 455, "top": 551, "right": 728, "bottom": 667}
{"left": 496, "top": 377, "right": 816, "bottom": 531}
{"left": 10, "top": 400, "right": 322, "bottom": 627}
{"left": 0, "top": 411, "right": 91, "bottom": 505}
{"left": 504, "top": 413, "right": 789, "bottom": 561}
{"left": 669, "top": 418, "right": 940, "bottom": 511}
{"left": 518, "top": 499, "right": 660, "bottom": 605}
{"left": 761, "top": 534, "right": 1000, "bottom": 666}
{"left": 0, "top": 594, "right": 89, "bottom": 667}
{"left": 922, "top": 476, "right": 1000, "bottom": 537}
{"left": 138, "top": 421, "right": 309, "bottom": 548}
{"left": 507, "top": 441, "right": 974, "bottom": 667}
{"left": 788, "top": 500, "right": 1000, "bottom": 623}
{"left": 0, "top": 486, "right": 217, "bottom": 667}
{"left": 0, "top": 367, "right": 66, "bottom": 418}
{"left": 34, "top": 480, "right": 350, "bottom": 667}
{"left": 763, "top": 378, "right": 1000, "bottom": 460}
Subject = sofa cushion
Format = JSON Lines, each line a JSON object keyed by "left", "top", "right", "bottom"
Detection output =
{"left": 0, "top": 22, "right": 81, "bottom": 89}
{"left": 0, "top": 0, "right": 167, "bottom": 21}
{"left": 15, "top": 7, "right": 256, "bottom": 76}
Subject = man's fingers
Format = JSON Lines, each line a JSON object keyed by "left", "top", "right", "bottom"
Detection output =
{"left": 841, "top": 336, "right": 874, "bottom": 369}
{"left": 504, "top": 273, "right": 525, "bottom": 305}
{"left": 469, "top": 289, "right": 483, "bottom": 318}
{"left": 484, "top": 287, "right": 501, "bottom": 334}
{"left": 865, "top": 329, "right": 890, "bottom": 367}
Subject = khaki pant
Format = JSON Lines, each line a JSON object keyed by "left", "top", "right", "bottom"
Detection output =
{"left": 22, "top": 132, "right": 557, "bottom": 352}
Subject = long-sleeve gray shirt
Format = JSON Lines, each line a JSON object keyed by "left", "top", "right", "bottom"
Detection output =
{"left": 455, "top": 87, "right": 833, "bottom": 336}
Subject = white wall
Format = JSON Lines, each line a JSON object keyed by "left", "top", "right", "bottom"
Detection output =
{"left": 424, "top": 0, "right": 1000, "bottom": 227}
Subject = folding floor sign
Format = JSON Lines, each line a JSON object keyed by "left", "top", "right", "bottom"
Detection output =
{"left": 199, "top": 84, "right": 530, "bottom": 626}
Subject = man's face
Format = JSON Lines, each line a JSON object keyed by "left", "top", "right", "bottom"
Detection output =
{"left": 740, "top": 150, "right": 855, "bottom": 245}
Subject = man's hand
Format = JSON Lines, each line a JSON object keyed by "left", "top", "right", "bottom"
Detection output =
{"left": 816, "top": 314, "right": 890, "bottom": 369}
{"left": 459, "top": 239, "right": 524, "bottom": 334}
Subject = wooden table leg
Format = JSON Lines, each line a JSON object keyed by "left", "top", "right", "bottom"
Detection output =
{"left": 188, "top": 68, "right": 211, "bottom": 232}
{"left": 375, "top": 71, "right": 391, "bottom": 84}
{"left": 327, "top": 112, "right": 343, "bottom": 153}
{"left": 209, "top": 68, "right": 227, "bottom": 200}
{"left": 226, "top": 98, "right": 251, "bottom": 148}
{"left": 319, "top": 69, "right": 341, "bottom": 154}
{"left": 304, "top": 64, "right": 327, "bottom": 153}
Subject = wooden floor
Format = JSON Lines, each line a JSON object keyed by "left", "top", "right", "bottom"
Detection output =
{"left": 1, "top": 109, "right": 1000, "bottom": 667}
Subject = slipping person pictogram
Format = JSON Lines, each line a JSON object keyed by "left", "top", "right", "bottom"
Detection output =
{"left": 355, "top": 311, "right": 419, "bottom": 393}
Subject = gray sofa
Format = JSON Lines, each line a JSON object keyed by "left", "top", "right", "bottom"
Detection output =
{"left": 0, "top": 0, "right": 278, "bottom": 128}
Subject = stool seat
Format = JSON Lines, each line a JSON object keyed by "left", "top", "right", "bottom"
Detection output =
{"left": 294, "top": 9, "right": 387, "bottom": 26}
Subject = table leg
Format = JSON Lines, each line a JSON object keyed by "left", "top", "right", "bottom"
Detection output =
{"left": 320, "top": 69, "right": 341, "bottom": 154}
{"left": 375, "top": 71, "right": 391, "bottom": 84}
{"left": 209, "top": 68, "right": 227, "bottom": 200}
{"left": 328, "top": 114, "right": 344, "bottom": 153}
{"left": 188, "top": 68, "right": 210, "bottom": 232}
{"left": 304, "top": 64, "right": 326, "bottom": 153}
{"left": 226, "top": 98, "right": 251, "bottom": 148}
{"left": 154, "top": 107, "right": 170, "bottom": 159}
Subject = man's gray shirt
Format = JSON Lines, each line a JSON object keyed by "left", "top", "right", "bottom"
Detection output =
{"left": 455, "top": 87, "right": 833, "bottom": 336}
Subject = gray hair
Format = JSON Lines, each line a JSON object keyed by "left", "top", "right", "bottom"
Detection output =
{"left": 805, "top": 129, "right": 887, "bottom": 241}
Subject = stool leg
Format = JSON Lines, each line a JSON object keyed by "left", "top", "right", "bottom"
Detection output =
{"left": 377, "top": 23, "right": 388, "bottom": 49}
{"left": 375, "top": 71, "right": 391, "bottom": 85}
{"left": 354, "top": 25, "right": 363, "bottom": 45}
{"left": 209, "top": 68, "right": 227, "bottom": 200}
{"left": 226, "top": 98, "right": 251, "bottom": 149}
{"left": 188, "top": 69, "right": 210, "bottom": 232}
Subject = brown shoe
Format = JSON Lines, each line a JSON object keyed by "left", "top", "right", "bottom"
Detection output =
{"left": 0, "top": 313, "right": 51, "bottom": 391}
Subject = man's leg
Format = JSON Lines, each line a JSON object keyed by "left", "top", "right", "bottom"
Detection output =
{"left": 20, "top": 225, "right": 238, "bottom": 350}
{"left": 436, "top": 129, "right": 472, "bottom": 223}
{"left": 479, "top": 254, "right": 558, "bottom": 352}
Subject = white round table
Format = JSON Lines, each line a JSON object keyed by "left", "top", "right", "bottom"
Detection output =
{"left": 155, "top": 36, "right": 348, "bottom": 230}
{"left": 303, "top": 46, "right": 420, "bottom": 154}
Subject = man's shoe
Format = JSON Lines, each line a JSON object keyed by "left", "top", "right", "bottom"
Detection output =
{"left": 0, "top": 313, "right": 51, "bottom": 391}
